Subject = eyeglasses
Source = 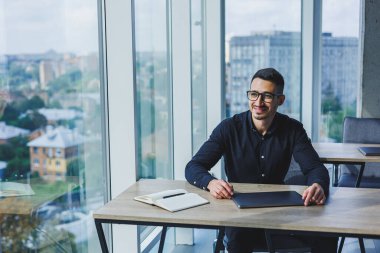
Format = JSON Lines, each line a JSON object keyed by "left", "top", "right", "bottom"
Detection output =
{"left": 246, "top": 90, "right": 282, "bottom": 102}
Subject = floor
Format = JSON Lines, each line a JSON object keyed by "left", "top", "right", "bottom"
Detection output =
{"left": 150, "top": 228, "right": 380, "bottom": 253}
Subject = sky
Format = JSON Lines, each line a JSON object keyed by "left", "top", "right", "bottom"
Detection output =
{"left": 0, "top": 0, "right": 99, "bottom": 55}
{"left": 226, "top": 0, "right": 360, "bottom": 38}
{"left": 0, "top": 0, "right": 360, "bottom": 55}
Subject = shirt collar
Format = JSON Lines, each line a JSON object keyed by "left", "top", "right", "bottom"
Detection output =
{"left": 247, "top": 111, "right": 280, "bottom": 135}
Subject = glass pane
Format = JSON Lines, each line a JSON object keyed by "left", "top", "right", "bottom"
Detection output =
{"left": 134, "top": 0, "right": 172, "bottom": 250}
{"left": 225, "top": 0, "right": 301, "bottom": 120}
{"left": 191, "top": 0, "right": 207, "bottom": 153}
{"left": 135, "top": 0, "right": 172, "bottom": 180}
{"left": 0, "top": 1, "right": 105, "bottom": 252}
{"left": 320, "top": 0, "right": 360, "bottom": 142}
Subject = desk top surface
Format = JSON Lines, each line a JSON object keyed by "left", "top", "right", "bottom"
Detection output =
{"left": 313, "top": 142, "right": 380, "bottom": 163}
{"left": 93, "top": 179, "right": 380, "bottom": 237}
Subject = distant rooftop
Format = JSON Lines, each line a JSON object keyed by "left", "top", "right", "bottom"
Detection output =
{"left": 0, "top": 122, "right": 30, "bottom": 140}
{"left": 27, "top": 126, "right": 84, "bottom": 148}
{"left": 38, "top": 108, "right": 83, "bottom": 121}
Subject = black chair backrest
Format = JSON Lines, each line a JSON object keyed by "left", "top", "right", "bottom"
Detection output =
{"left": 341, "top": 116, "right": 380, "bottom": 179}
{"left": 343, "top": 117, "right": 380, "bottom": 144}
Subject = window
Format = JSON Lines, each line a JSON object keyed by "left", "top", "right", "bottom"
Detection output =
{"left": 225, "top": 0, "right": 301, "bottom": 120}
{"left": 0, "top": 1, "right": 106, "bottom": 252}
{"left": 319, "top": 0, "right": 360, "bottom": 142}
{"left": 134, "top": 0, "right": 173, "bottom": 180}
{"left": 48, "top": 148, "right": 53, "bottom": 158}
{"left": 191, "top": 0, "right": 207, "bottom": 153}
{"left": 55, "top": 148, "right": 61, "bottom": 157}
{"left": 134, "top": 0, "right": 173, "bottom": 250}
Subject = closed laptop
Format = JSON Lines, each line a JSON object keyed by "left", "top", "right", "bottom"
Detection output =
{"left": 358, "top": 147, "right": 380, "bottom": 156}
{"left": 232, "top": 191, "right": 304, "bottom": 208}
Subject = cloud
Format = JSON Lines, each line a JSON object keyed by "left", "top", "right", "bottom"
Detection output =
{"left": 0, "top": 0, "right": 98, "bottom": 54}
{"left": 0, "top": 0, "right": 361, "bottom": 54}
{"left": 322, "top": 0, "right": 360, "bottom": 37}
{"left": 226, "top": 0, "right": 360, "bottom": 38}
{"left": 226, "top": 0, "right": 301, "bottom": 36}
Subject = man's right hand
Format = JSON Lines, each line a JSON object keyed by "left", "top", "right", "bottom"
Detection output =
{"left": 207, "top": 179, "right": 234, "bottom": 199}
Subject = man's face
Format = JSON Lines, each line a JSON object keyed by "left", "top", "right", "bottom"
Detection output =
{"left": 248, "top": 78, "right": 285, "bottom": 121}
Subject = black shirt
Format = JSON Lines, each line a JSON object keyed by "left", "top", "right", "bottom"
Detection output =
{"left": 185, "top": 111, "right": 330, "bottom": 193}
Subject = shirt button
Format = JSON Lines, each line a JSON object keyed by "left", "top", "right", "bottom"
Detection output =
{"left": 261, "top": 155, "right": 264, "bottom": 159}
{"left": 262, "top": 174, "right": 265, "bottom": 177}
{"left": 194, "top": 181, "right": 196, "bottom": 185}
{"left": 203, "top": 187, "right": 206, "bottom": 190}
{"left": 262, "top": 137, "right": 264, "bottom": 140}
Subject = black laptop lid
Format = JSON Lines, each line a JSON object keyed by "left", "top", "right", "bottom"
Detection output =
{"left": 232, "top": 191, "right": 304, "bottom": 208}
{"left": 358, "top": 147, "right": 380, "bottom": 156}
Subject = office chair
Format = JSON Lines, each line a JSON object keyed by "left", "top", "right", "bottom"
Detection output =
{"left": 337, "top": 117, "right": 380, "bottom": 253}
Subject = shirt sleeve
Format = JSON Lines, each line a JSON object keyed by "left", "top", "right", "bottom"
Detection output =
{"left": 292, "top": 123, "right": 330, "bottom": 195}
{"left": 185, "top": 121, "right": 226, "bottom": 190}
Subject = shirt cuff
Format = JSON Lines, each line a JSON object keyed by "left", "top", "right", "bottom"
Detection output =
{"left": 191, "top": 174, "right": 216, "bottom": 191}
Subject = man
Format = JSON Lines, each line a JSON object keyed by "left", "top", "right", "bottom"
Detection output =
{"left": 185, "top": 68, "right": 337, "bottom": 252}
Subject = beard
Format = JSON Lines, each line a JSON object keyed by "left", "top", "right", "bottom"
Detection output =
{"left": 253, "top": 113, "right": 268, "bottom": 120}
{"left": 250, "top": 104, "right": 277, "bottom": 121}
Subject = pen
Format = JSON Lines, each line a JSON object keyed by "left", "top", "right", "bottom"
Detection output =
{"left": 163, "top": 193, "right": 185, "bottom": 199}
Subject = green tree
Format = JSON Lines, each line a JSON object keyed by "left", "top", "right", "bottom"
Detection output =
{"left": 3, "top": 137, "right": 30, "bottom": 180}
{"left": 67, "top": 158, "right": 85, "bottom": 177}
{"left": 322, "top": 84, "right": 342, "bottom": 114}
{"left": 17, "top": 111, "right": 47, "bottom": 131}
{"left": 27, "top": 95, "right": 45, "bottom": 110}
{"left": 0, "top": 144, "right": 16, "bottom": 161}
{"left": 4, "top": 157, "right": 30, "bottom": 180}
{"left": 1, "top": 104, "right": 21, "bottom": 124}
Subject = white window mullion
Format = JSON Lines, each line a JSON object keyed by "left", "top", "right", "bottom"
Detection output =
{"left": 172, "top": 0, "right": 192, "bottom": 182}
{"left": 301, "top": 0, "right": 322, "bottom": 141}
{"left": 206, "top": 0, "right": 223, "bottom": 179}
{"left": 104, "top": 0, "right": 138, "bottom": 252}
{"left": 171, "top": 0, "right": 194, "bottom": 246}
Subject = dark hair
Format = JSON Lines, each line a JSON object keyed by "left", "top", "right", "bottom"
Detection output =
{"left": 250, "top": 68, "right": 284, "bottom": 94}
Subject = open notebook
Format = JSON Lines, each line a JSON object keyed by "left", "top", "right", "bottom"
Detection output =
{"left": 134, "top": 189, "right": 209, "bottom": 212}
{"left": 232, "top": 191, "right": 304, "bottom": 208}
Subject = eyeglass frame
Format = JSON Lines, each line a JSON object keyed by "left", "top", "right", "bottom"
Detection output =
{"left": 246, "top": 90, "right": 283, "bottom": 102}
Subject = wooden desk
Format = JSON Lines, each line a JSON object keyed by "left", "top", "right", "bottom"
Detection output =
{"left": 313, "top": 143, "right": 380, "bottom": 187}
{"left": 93, "top": 179, "right": 380, "bottom": 253}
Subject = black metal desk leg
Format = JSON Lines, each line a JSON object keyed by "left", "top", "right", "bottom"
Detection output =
{"left": 359, "top": 237, "right": 366, "bottom": 253}
{"left": 333, "top": 164, "right": 339, "bottom": 187}
{"left": 95, "top": 220, "right": 109, "bottom": 253}
{"left": 338, "top": 237, "right": 345, "bottom": 253}
{"left": 265, "top": 230, "right": 274, "bottom": 253}
{"left": 355, "top": 164, "right": 365, "bottom": 188}
{"left": 158, "top": 226, "right": 167, "bottom": 253}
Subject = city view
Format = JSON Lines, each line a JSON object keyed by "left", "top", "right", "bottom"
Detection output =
{"left": 226, "top": 31, "right": 358, "bottom": 142}
{"left": 0, "top": 50, "right": 103, "bottom": 252}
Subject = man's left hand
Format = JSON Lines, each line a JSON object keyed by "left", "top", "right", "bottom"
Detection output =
{"left": 302, "top": 183, "right": 326, "bottom": 206}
